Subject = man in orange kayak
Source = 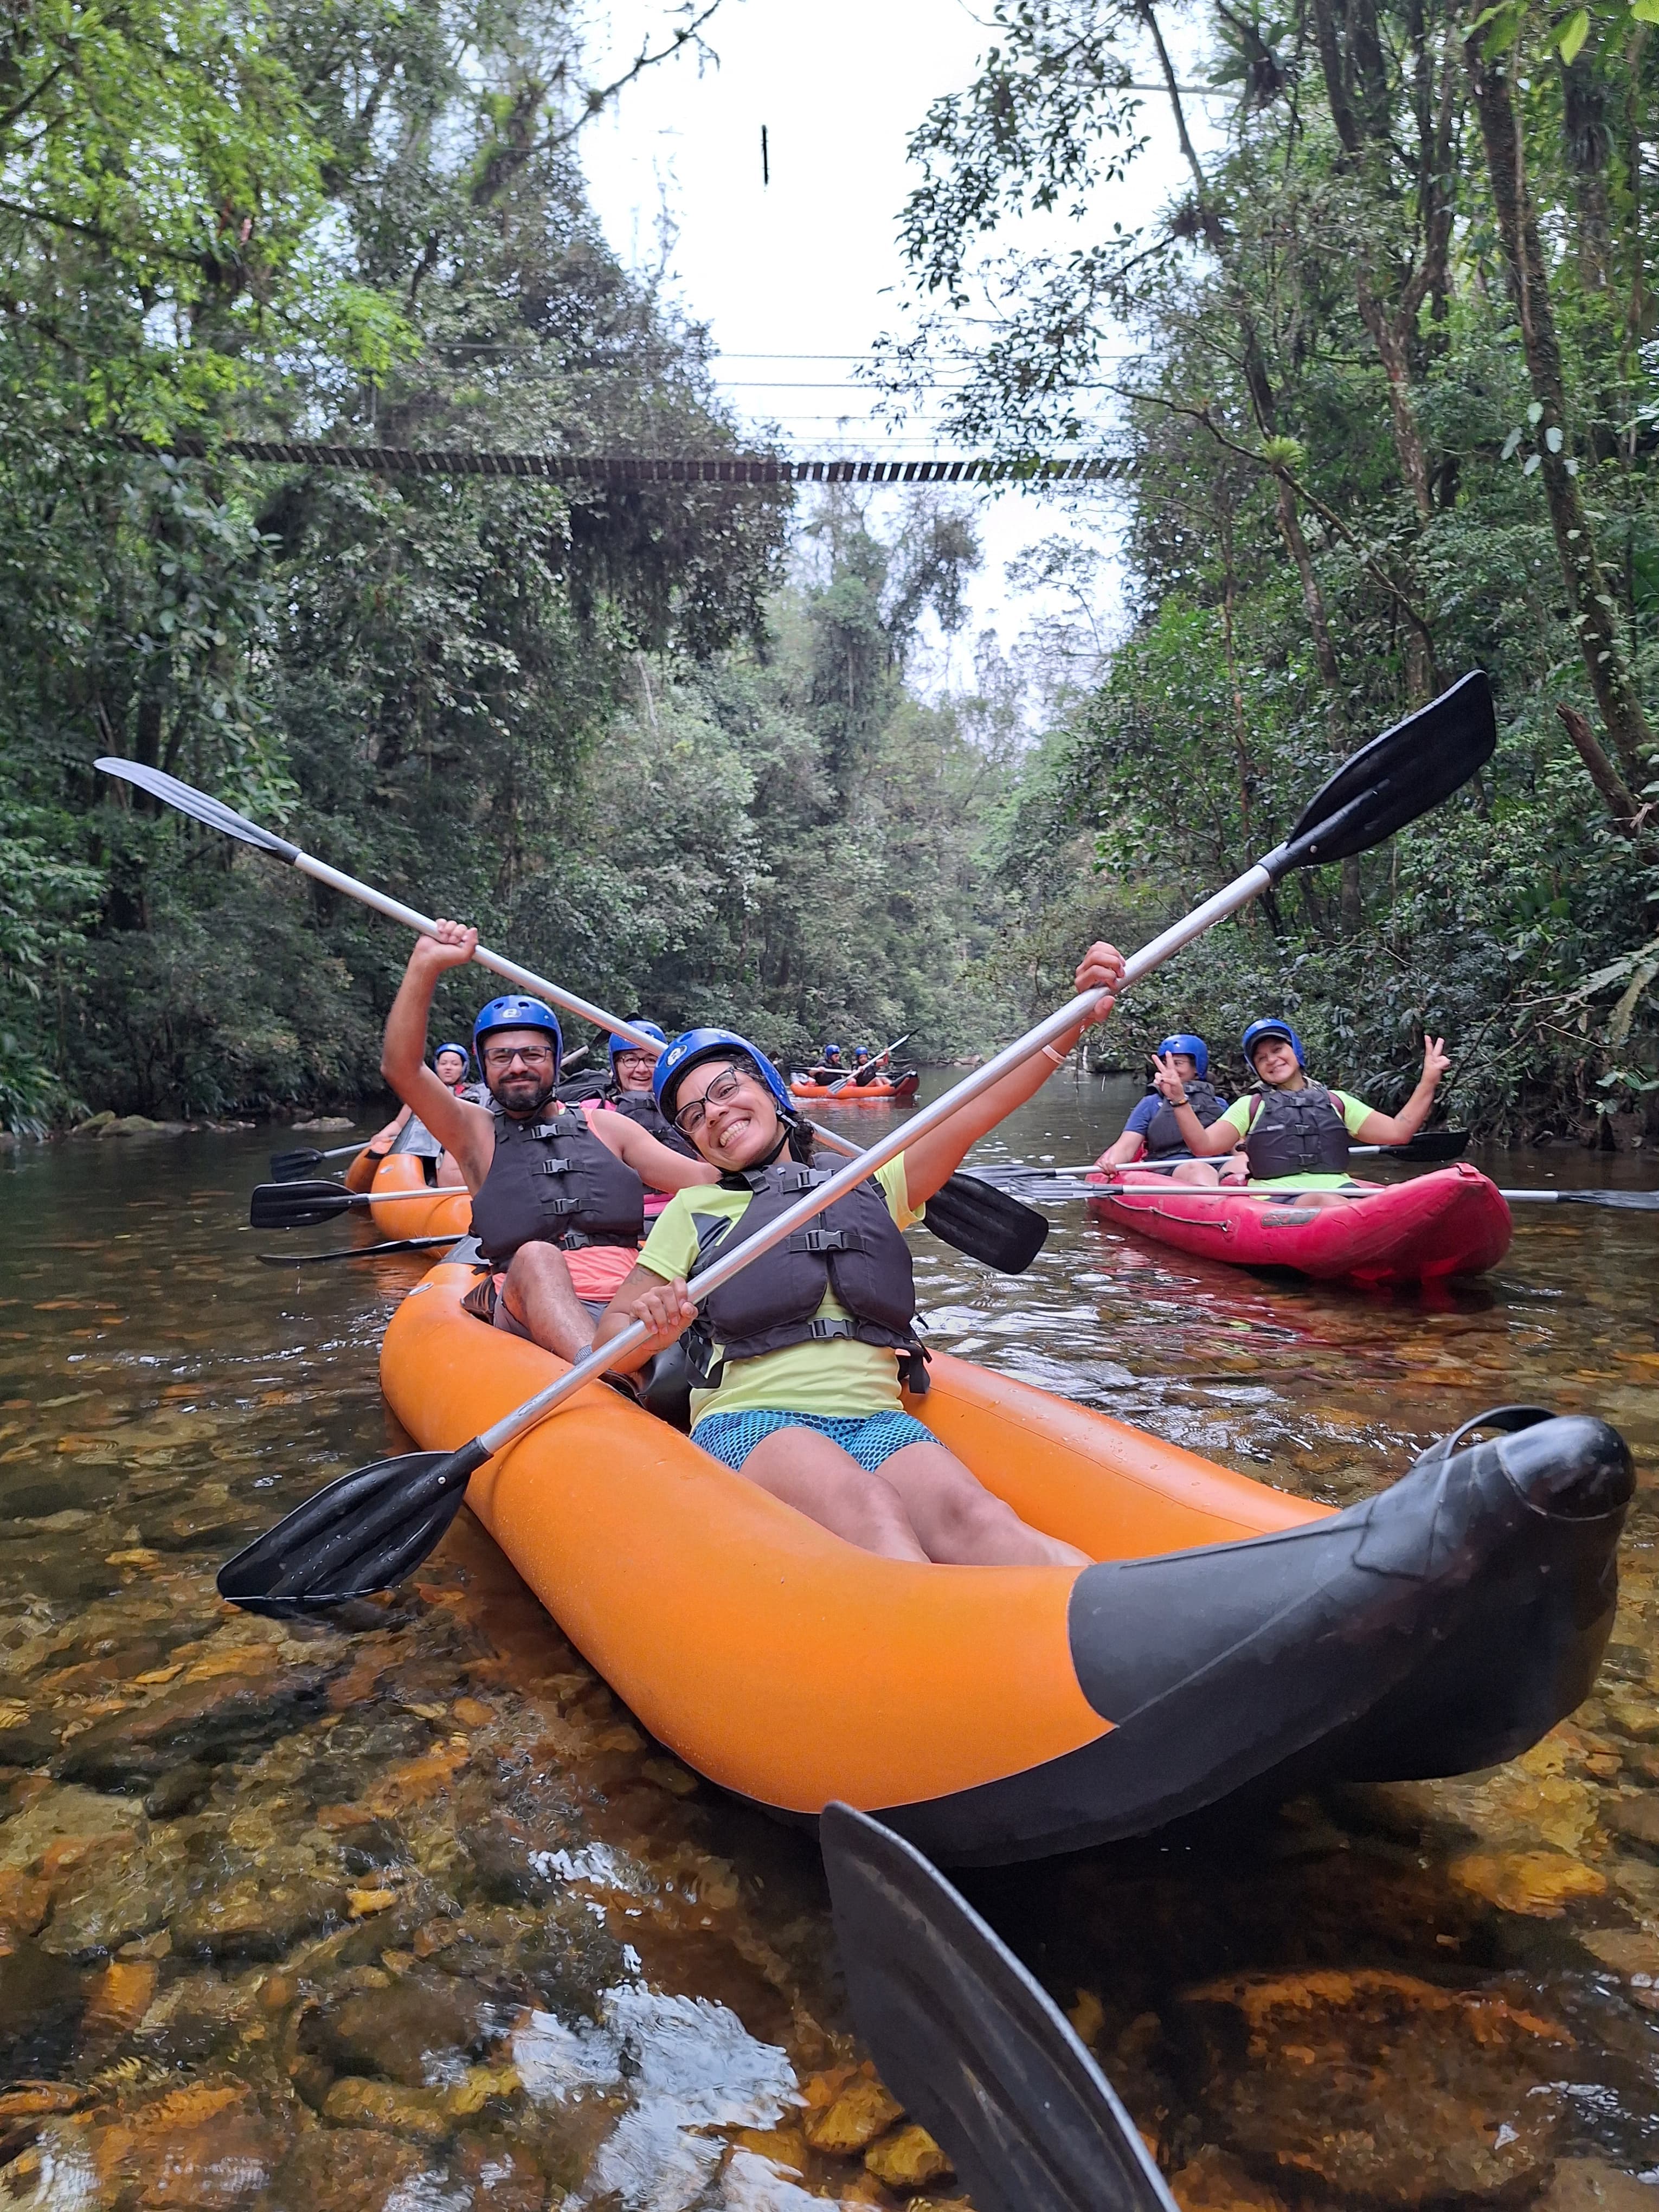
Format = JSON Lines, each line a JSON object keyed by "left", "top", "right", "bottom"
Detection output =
{"left": 588, "top": 941, "right": 1125, "bottom": 1565}
{"left": 380, "top": 922, "right": 715, "bottom": 1359}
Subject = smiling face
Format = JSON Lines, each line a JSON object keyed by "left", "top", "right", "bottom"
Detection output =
{"left": 434, "top": 1049, "right": 468, "bottom": 1087}
{"left": 479, "top": 1027, "right": 559, "bottom": 1113}
{"left": 1166, "top": 1053, "right": 1199, "bottom": 1084}
{"left": 670, "top": 1058, "right": 783, "bottom": 1171}
{"left": 612, "top": 1047, "right": 657, "bottom": 1095}
{"left": 1250, "top": 1035, "right": 1304, "bottom": 1090}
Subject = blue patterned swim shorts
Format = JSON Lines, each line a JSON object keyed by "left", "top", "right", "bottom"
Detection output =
{"left": 691, "top": 1408, "right": 935, "bottom": 1474}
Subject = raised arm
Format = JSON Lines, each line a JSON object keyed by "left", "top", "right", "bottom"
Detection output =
{"left": 588, "top": 1108, "right": 718, "bottom": 1191}
{"left": 1351, "top": 1037, "right": 1450, "bottom": 1146}
{"left": 1156, "top": 1056, "right": 1248, "bottom": 1159}
{"left": 901, "top": 943, "right": 1125, "bottom": 1205}
{"left": 380, "top": 921, "right": 497, "bottom": 1188}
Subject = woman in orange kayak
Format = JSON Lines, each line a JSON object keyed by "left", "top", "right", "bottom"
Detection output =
{"left": 590, "top": 941, "right": 1126, "bottom": 1565}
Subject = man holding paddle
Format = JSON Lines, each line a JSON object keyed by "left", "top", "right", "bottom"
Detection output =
{"left": 380, "top": 921, "right": 716, "bottom": 1358}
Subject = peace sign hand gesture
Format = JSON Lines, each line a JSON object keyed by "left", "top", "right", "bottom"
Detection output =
{"left": 1152, "top": 1052, "right": 1189, "bottom": 1105}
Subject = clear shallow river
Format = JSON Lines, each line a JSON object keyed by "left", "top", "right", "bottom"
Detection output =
{"left": 0, "top": 1079, "right": 1655, "bottom": 2212}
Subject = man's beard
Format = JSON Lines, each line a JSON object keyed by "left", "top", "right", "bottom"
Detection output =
{"left": 489, "top": 1071, "right": 557, "bottom": 1118}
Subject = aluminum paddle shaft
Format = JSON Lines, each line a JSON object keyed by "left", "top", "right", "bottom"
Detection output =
{"left": 468, "top": 864, "right": 1278, "bottom": 1462}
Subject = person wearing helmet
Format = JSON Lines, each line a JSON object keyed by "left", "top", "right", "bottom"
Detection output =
{"left": 597, "top": 1020, "right": 697, "bottom": 1219}
{"left": 378, "top": 921, "right": 716, "bottom": 1357}
{"left": 350, "top": 1040, "right": 481, "bottom": 1192}
{"left": 803, "top": 1042, "right": 845, "bottom": 1086}
{"left": 1153, "top": 1019, "right": 1451, "bottom": 1197}
{"left": 1095, "top": 1033, "right": 1229, "bottom": 1180}
{"left": 587, "top": 940, "right": 1126, "bottom": 1565}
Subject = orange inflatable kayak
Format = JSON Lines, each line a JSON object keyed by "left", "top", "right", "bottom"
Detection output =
{"left": 380, "top": 1255, "right": 1628, "bottom": 1864}
{"left": 365, "top": 1151, "right": 472, "bottom": 1243}
{"left": 1086, "top": 1162, "right": 1513, "bottom": 1286}
{"left": 789, "top": 1071, "right": 921, "bottom": 1101}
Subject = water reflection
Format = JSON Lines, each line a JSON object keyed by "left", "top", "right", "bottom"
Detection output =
{"left": 0, "top": 1090, "right": 1654, "bottom": 2208}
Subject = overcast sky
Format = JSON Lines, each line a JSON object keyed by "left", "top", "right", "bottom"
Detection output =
{"left": 578, "top": 0, "right": 1220, "bottom": 691}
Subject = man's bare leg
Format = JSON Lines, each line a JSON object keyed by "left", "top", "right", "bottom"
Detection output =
{"left": 498, "top": 1245, "right": 596, "bottom": 1361}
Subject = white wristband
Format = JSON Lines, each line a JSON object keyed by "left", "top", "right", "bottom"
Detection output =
{"left": 1041, "top": 1043, "right": 1068, "bottom": 1066}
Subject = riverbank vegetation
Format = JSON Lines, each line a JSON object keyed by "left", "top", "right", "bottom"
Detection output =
{"left": 1, "top": 0, "right": 1655, "bottom": 1137}
{"left": 888, "top": 0, "right": 1659, "bottom": 1142}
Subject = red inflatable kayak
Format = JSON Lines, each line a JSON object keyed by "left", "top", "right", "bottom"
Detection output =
{"left": 789, "top": 1071, "right": 921, "bottom": 1101}
{"left": 1086, "top": 1162, "right": 1513, "bottom": 1287}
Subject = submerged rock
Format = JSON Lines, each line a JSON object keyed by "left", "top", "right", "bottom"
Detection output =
{"left": 172, "top": 1874, "right": 343, "bottom": 1960}
{"left": 54, "top": 1662, "right": 336, "bottom": 1789}
{"left": 1176, "top": 1966, "right": 1570, "bottom": 2203}
{"left": 300, "top": 1962, "right": 506, "bottom": 2086}
{"left": 0, "top": 1947, "right": 86, "bottom": 2080}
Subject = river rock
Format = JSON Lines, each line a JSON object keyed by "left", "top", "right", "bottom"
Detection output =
{"left": 37, "top": 1840, "right": 187, "bottom": 1958}
{"left": 322, "top": 2077, "right": 453, "bottom": 2143}
{"left": 265, "top": 2126, "right": 429, "bottom": 2212}
{"left": 0, "top": 1782, "right": 142, "bottom": 1872}
{"left": 82, "top": 2081, "right": 287, "bottom": 2206}
{"left": 1537, "top": 2157, "right": 1659, "bottom": 2209}
{"left": 0, "top": 1708, "right": 60, "bottom": 1768}
{"left": 172, "top": 1873, "right": 343, "bottom": 1960}
{"left": 805, "top": 2075, "right": 905, "bottom": 2153}
{"left": 290, "top": 1117, "right": 356, "bottom": 1131}
{"left": 54, "top": 1661, "right": 335, "bottom": 1788}
{"left": 300, "top": 1962, "right": 505, "bottom": 2086}
{"left": 1175, "top": 1966, "right": 1569, "bottom": 2203}
{"left": 1604, "top": 1796, "right": 1659, "bottom": 1855}
{"left": 144, "top": 1760, "right": 218, "bottom": 1819}
{"left": 0, "top": 1946, "right": 86, "bottom": 2079}
{"left": 864, "top": 2123, "right": 953, "bottom": 2189}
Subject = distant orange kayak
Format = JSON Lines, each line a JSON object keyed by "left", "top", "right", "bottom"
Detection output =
{"left": 1086, "top": 1162, "right": 1512, "bottom": 1287}
{"left": 380, "top": 1252, "right": 1628, "bottom": 1863}
{"left": 789, "top": 1071, "right": 920, "bottom": 1101}
{"left": 365, "top": 1150, "right": 471, "bottom": 1243}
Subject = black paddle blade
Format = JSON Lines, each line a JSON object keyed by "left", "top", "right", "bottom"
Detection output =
{"left": 1549, "top": 1187, "right": 1659, "bottom": 1211}
{"left": 270, "top": 1147, "right": 326, "bottom": 1180}
{"left": 1394, "top": 1128, "right": 1469, "bottom": 1161}
{"left": 97, "top": 757, "right": 302, "bottom": 860}
{"left": 1265, "top": 670, "right": 1496, "bottom": 879}
{"left": 924, "top": 1172, "right": 1050, "bottom": 1273}
{"left": 821, "top": 1804, "right": 1176, "bottom": 2212}
{"left": 255, "top": 1234, "right": 459, "bottom": 1265}
{"left": 217, "top": 1446, "right": 481, "bottom": 1616}
{"left": 249, "top": 1179, "right": 355, "bottom": 1229}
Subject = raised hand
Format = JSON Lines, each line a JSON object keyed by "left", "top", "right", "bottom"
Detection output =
{"left": 1151, "top": 1051, "right": 1188, "bottom": 1103}
{"left": 1422, "top": 1034, "right": 1450, "bottom": 1088}
{"left": 1073, "top": 941, "right": 1126, "bottom": 1023}
{"left": 415, "top": 917, "right": 479, "bottom": 973}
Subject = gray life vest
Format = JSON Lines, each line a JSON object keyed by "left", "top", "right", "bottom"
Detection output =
{"left": 1243, "top": 1079, "right": 1352, "bottom": 1178}
{"left": 1142, "top": 1077, "right": 1227, "bottom": 1161}
{"left": 389, "top": 1111, "right": 443, "bottom": 1161}
{"left": 469, "top": 1105, "right": 645, "bottom": 1266}
{"left": 604, "top": 1090, "right": 698, "bottom": 1160}
{"left": 686, "top": 1161, "right": 928, "bottom": 1394}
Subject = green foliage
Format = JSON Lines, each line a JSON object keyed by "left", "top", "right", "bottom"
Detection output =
{"left": 896, "top": 0, "right": 1659, "bottom": 1140}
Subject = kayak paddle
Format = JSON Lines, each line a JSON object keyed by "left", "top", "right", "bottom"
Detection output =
{"left": 256, "top": 1234, "right": 462, "bottom": 1265}
{"left": 821, "top": 1802, "right": 1176, "bottom": 2212}
{"left": 1500, "top": 1186, "right": 1659, "bottom": 1210}
{"left": 832, "top": 1032, "right": 912, "bottom": 1089}
{"left": 95, "top": 757, "right": 1049, "bottom": 1277}
{"left": 271, "top": 1137, "right": 370, "bottom": 1180}
{"left": 215, "top": 669, "right": 1496, "bottom": 1611}
{"left": 1354, "top": 1129, "right": 1469, "bottom": 1160}
{"left": 250, "top": 1179, "right": 469, "bottom": 1230}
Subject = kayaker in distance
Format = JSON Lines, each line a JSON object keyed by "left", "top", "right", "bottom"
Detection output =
{"left": 803, "top": 1041, "right": 845, "bottom": 1085}
{"left": 380, "top": 922, "right": 717, "bottom": 1356}
{"left": 1094, "top": 1032, "right": 1229, "bottom": 1182}
{"left": 1153, "top": 1019, "right": 1452, "bottom": 1204}
{"left": 349, "top": 1042, "right": 478, "bottom": 1192}
{"left": 588, "top": 941, "right": 1126, "bottom": 1564}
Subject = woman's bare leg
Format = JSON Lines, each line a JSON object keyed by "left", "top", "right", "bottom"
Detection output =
{"left": 873, "top": 1441, "right": 1089, "bottom": 1567}
{"left": 731, "top": 1429, "right": 931, "bottom": 1561}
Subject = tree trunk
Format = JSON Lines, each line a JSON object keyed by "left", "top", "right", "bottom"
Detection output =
{"left": 1560, "top": 52, "right": 1612, "bottom": 292}
{"left": 1272, "top": 478, "right": 1362, "bottom": 930}
{"left": 1465, "top": 39, "right": 1655, "bottom": 783}
{"left": 1556, "top": 704, "right": 1643, "bottom": 839}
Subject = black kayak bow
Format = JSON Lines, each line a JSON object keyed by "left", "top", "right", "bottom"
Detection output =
{"left": 256, "top": 1234, "right": 461, "bottom": 1265}
{"left": 821, "top": 1803, "right": 1176, "bottom": 2212}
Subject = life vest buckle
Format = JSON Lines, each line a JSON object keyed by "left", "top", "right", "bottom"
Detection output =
{"left": 791, "top": 1227, "right": 865, "bottom": 1255}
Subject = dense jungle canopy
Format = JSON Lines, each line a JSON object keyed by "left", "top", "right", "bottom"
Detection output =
{"left": 0, "top": 0, "right": 1655, "bottom": 1136}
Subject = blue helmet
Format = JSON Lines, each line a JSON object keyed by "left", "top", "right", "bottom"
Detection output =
{"left": 609, "top": 1019, "right": 666, "bottom": 1066}
{"left": 1157, "top": 1033, "right": 1208, "bottom": 1077}
{"left": 822, "top": 1041, "right": 842, "bottom": 1058}
{"left": 433, "top": 1040, "right": 473, "bottom": 1072}
{"left": 473, "top": 995, "right": 563, "bottom": 1078}
{"left": 653, "top": 1027, "right": 794, "bottom": 1122}
{"left": 1243, "top": 1018, "right": 1306, "bottom": 1070}
{"left": 853, "top": 1046, "right": 872, "bottom": 1061}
